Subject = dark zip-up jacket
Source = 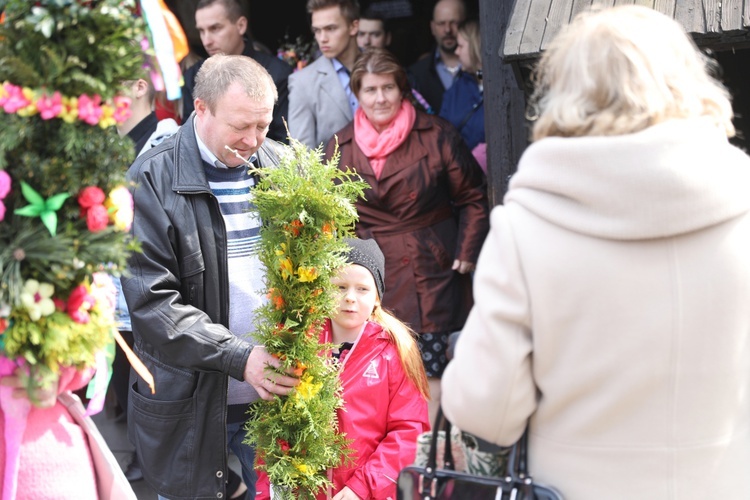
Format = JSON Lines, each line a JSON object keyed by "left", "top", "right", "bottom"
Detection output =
{"left": 122, "top": 115, "right": 284, "bottom": 499}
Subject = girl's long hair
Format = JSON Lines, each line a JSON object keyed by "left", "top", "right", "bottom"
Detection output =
{"left": 372, "top": 305, "right": 430, "bottom": 400}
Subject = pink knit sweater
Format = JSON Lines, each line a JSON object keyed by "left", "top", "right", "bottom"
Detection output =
{"left": 0, "top": 366, "right": 98, "bottom": 499}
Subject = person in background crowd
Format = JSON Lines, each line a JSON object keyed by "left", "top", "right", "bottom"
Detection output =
{"left": 122, "top": 55, "right": 298, "bottom": 500}
{"left": 181, "top": 0, "right": 291, "bottom": 143}
{"left": 407, "top": 0, "right": 465, "bottom": 114}
{"left": 325, "top": 48, "right": 489, "bottom": 423}
{"left": 442, "top": 6, "right": 750, "bottom": 499}
{"left": 112, "top": 76, "right": 180, "bottom": 484}
{"left": 356, "top": 8, "right": 434, "bottom": 114}
{"left": 117, "top": 78, "right": 180, "bottom": 156}
{"left": 257, "top": 238, "right": 430, "bottom": 500}
{"left": 439, "top": 20, "right": 485, "bottom": 171}
{"left": 357, "top": 9, "right": 391, "bottom": 50}
{"left": 288, "top": 0, "right": 361, "bottom": 149}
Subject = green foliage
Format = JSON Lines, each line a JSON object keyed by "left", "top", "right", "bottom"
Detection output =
{"left": 244, "top": 139, "right": 368, "bottom": 499}
{"left": 0, "top": 0, "right": 146, "bottom": 98}
{"left": 3, "top": 305, "right": 114, "bottom": 377}
{"left": 0, "top": 0, "right": 145, "bottom": 376}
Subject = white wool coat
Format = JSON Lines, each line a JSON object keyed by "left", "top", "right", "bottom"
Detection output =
{"left": 442, "top": 118, "right": 750, "bottom": 499}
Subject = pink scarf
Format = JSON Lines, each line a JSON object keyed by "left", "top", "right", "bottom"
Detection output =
{"left": 354, "top": 99, "right": 416, "bottom": 179}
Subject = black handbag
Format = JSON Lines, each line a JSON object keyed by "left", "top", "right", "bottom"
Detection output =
{"left": 398, "top": 409, "right": 563, "bottom": 500}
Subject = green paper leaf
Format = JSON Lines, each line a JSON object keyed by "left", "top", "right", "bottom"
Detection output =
{"left": 45, "top": 192, "right": 71, "bottom": 211}
{"left": 19, "top": 181, "right": 44, "bottom": 206}
{"left": 40, "top": 211, "right": 58, "bottom": 236}
{"left": 14, "top": 205, "right": 43, "bottom": 217}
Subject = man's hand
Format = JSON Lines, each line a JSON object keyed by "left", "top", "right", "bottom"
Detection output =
{"left": 332, "top": 486, "right": 361, "bottom": 500}
{"left": 244, "top": 346, "right": 299, "bottom": 400}
{"left": 452, "top": 259, "right": 476, "bottom": 274}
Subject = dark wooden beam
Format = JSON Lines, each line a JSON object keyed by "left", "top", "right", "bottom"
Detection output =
{"left": 480, "top": 0, "right": 530, "bottom": 206}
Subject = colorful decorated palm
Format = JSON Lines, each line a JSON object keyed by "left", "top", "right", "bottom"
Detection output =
{"left": 0, "top": 0, "right": 146, "bottom": 395}
{"left": 241, "top": 138, "right": 368, "bottom": 499}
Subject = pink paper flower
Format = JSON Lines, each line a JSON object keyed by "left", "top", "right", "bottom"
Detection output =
{"left": 66, "top": 285, "right": 96, "bottom": 324}
{"left": 86, "top": 204, "right": 109, "bottom": 232}
{"left": 2, "top": 83, "right": 31, "bottom": 114}
{"left": 90, "top": 272, "right": 117, "bottom": 315}
{"left": 113, "top": 96, "right": 132, "bottom": 123}
{"left": 36, "top": 91, "right": 62, "bottom": 120}
{"left": 77, "top": 94, "right": 103, "bottom": 126}
{"left": 0, "top": 170, "right": 10, "bottom": 199}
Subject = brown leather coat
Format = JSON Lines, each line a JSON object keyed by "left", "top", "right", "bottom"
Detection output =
{"left": 325, "top": 112, "right": 489, "bottom": 333}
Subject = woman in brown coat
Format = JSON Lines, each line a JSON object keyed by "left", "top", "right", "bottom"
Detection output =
{"left": 324, "top": 48, "right": 489, "bottom": 419}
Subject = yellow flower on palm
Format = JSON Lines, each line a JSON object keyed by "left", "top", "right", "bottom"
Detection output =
{"left": 98, "top": 104, "right": 116, "bottom": 128}
{"left": 297, "top": 266, "right": 318, "bottom": 282}
{"left": 295, "top": 373, "right": 323, "bottom": 402}
{"left": 16, "top": 87, "right": 38, "bottom": 117}
{"left": 279, "top": 257, "right": 294, "bottom": 280}
{"left": 294, "top": 462, "right": 310, "bottom": 475}
{"left": 60, "top": 96, "right": 78, "bottom": 123}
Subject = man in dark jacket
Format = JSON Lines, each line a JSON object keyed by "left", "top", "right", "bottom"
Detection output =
{"left": 407, "top": 0, "right": 465, "bottom": 112}
{"left": 122, "top": 54, "right": 298, "bottom": 500}
{"left": 181, "top": 0, "right": 292, "bottom": 143}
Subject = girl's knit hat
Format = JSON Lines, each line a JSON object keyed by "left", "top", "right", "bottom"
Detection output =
{"left": 343, "top": 238, "right": 386, "bottom": 299}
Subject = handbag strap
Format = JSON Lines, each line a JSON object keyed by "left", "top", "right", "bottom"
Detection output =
{"left": 507, "top": 427, "right": 531, "bottom": 479}
{"left": 456, "top": 96, "right": 484, "bottom": 132}
{"left": 427, "top": 407, "right": 455, "bottom": 471}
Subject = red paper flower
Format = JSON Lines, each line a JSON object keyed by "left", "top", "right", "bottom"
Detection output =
{"left": 66, "top": 285, "right": 96, "bottom": 324}
{"left": 78, "top": 186, "right": 106, "bottom": 212}
{"left": 86, "top": 204, "right": 109, "bottom": 232}
{"left": 277, "top": 439, "right": 291, "bottom": 453}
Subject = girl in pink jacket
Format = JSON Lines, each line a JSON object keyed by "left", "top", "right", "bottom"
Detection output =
{"left": 258, "top": 238, "right": 430, "bottom": 500}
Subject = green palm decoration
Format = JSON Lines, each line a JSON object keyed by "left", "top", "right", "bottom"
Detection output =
{"left": 13, "top": 181, "right": 70, "bottom": 236}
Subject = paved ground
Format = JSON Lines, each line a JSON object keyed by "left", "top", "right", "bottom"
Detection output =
{"left": 92, "top": 410, "right": 157, "bottom": 499}
{"left": 93, "top": 403, "right": 244, "bottom": 499}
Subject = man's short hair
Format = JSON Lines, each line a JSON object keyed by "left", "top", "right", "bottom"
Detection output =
{"left": 196, "top": 0, "right": 244, "bottom": 22}
{"left": 194, "top": 54, "right": 278, "bottom": 112}
{"left": 306, "top": 0, "right": 360, "bottom": 24}
{"left": 361, "top": 6, "right": 389, "bottom": 29}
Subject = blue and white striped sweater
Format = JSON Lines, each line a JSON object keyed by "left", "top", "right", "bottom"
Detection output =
{"left": 205, "top": 163, "right": 265, "bottom": 405}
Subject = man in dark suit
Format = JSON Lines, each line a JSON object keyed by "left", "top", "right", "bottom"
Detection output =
{"left": 407, "top": 0, "right": 465, "bottom": 113}
{"left": 181, "top": 0, "right": 292, "bottom": 143}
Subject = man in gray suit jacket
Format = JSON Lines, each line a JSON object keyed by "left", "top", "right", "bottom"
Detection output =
{"left": 288, "top": 0, "right": 360, "bottom": 149}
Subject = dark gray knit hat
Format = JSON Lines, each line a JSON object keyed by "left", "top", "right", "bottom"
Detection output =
{"left": 344, "top": 238, "right": 386, "bottom": 299}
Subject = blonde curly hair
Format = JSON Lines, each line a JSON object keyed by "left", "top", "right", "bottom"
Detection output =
{"left": 528, "top": 5, "right": 734, "bottom": 141}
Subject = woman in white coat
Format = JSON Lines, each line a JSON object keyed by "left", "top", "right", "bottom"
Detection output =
{"left": 441, "top": 5, "right": 750, "bottom": 499}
